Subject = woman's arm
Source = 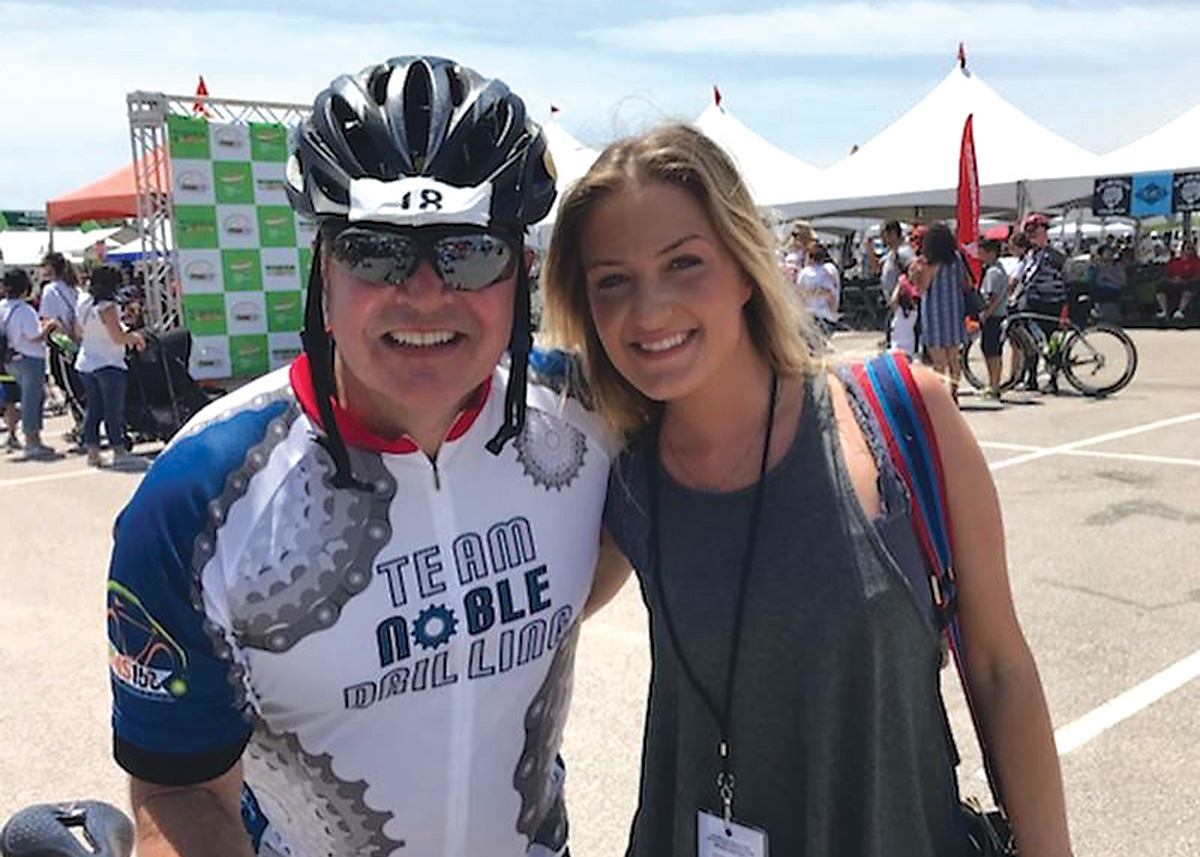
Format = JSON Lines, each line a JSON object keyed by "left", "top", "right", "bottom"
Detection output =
{"left": 913, "top": 366, "right": 1074, "bottom": 857}
{"left": 584, "top": 528, "right": 631, "bottom": 618}
{"left": 99, "top": 304, "right": 145, "bottom": 350}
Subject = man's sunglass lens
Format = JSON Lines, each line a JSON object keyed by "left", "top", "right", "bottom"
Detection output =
{"left": 331, "top": 230, "right": 515, "bottom": 291}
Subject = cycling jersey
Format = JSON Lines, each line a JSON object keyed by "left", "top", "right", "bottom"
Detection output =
{"left": 107, "top": 354, "right": 614, "bottom": 857}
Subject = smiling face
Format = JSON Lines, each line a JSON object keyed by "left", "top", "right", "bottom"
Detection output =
{"left": 323, "top": 239, "right": 515, "bottom": 440}
{"left": 581, "top": 180, "right": 754, "bottom": 405}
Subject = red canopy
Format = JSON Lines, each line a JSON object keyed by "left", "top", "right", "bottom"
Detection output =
{"left": 45, "top": 148, "right": 168, "bottom": 226}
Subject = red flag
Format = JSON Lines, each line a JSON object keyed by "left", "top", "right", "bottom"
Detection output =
{"left": 193, "top": 75, "right": 212, "bottom": 117}
{"left": 713, "top": 85, "right": 722, "bottom": 107}
{"left": 956, "top": 113, "right": 981, "bottom": 284}
{"left": 550, "top": 103, "right": 560, "bottom": 115}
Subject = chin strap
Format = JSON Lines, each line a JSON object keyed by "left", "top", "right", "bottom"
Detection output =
{"left": 300, "top": 234, "right": 376, "bottom": 493}
{"left": 485, "top": 255, "right": 532, "bottom": 456}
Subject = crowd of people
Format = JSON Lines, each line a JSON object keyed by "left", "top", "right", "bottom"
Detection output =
{"left": 1, "top": 253, "right": 144, "bottom": 465}
{"left": 777, "top": 205, "right": 1194, "bottom": 403}
{"left": 93, "top": 54, "right": 1074, "bottom": 857}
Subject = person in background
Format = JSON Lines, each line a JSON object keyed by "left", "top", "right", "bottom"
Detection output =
{"left": 782, "top": 220, "right": 816, "bottom": 286}
{"left": 1006, "top": 231, "right": 1030, "bottom": 289}
{"left": 1, "top": 269, "right": 58, "bottom": 458}
{"left": 1091, "top": 245, "right": 1126, "bottom": 322}
{"left": 978, "top": 238, "right": 1009, "bottom": 400}
{"left": 75, "top": 265, "right": 145, "bottom": 467}
{"left": 796, "top": 243, "right": 841, "bottom": 344}
{"left": 1013, "top": 214, "right": 1067, "bottom": 392}
{"left": 887, "top": 270, "right": 920, "bottom": 358}
{"left": 39, "top": 252, "right": 80, "bottom": 339}
{"left": 909, "top": 222, "right": 969, "bottom": 401}
{"left": 1158, "top": 240, "right": 1198, "bottom": 323}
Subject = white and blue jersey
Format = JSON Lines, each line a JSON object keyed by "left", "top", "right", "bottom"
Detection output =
{"left": 107, "top": 355, "right": 613, "bottom": 857}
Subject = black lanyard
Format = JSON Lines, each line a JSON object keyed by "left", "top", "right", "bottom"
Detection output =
{"left": 647, "top": 370, "right": 778, "bottom": 825}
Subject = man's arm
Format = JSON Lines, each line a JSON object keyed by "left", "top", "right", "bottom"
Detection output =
{"left": 131, "top": 763, "right": 254, "bottom": 857}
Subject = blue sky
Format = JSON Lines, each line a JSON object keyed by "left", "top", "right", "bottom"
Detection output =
{"left": 4, "top": 0, "right": 1200, "bottom": 209}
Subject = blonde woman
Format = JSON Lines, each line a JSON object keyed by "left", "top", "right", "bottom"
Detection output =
{"left": 543, "top": 123, "right": 1072, "bottom": 857}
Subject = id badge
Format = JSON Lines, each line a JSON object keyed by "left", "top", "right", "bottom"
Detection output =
{"left": 697, "top": 809, "right": 769, "bottom": 857}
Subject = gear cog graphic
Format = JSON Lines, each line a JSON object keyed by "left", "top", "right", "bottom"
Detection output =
{"left": 413, "top": 604, "right": 458, "bottom": 651}
{"left": 514, "top": 409, "right": 587, "bottom": 491}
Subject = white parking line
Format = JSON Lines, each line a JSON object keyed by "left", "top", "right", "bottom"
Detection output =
{"left": 981, "top": 442, "right": 1200, "bottom": 469}
{"left": 987, "top": 412, "right": 1200, "bottom": 472}
{"left": 1054, "top": 650, "right": 1200, "bottom": 756}
{"left": 0, "top": 468, "right": 103, "bottom": 488}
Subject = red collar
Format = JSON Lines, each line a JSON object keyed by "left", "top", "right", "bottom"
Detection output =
{"left": 288, "top": 353, "right": 492, "bottom": 455}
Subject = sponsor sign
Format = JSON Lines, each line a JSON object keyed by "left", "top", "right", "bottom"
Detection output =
{"left": 1093, "top": 176, "right": 1132, "bottom": 217}
{"left": 1173, "top": 172, "right": 1200, "bottom": 212}
{"left": 1131, "top": 173, "right": 1173, "bottom": 218}
{"left": 168, "top": 119, "right": 309, "bottom": 379}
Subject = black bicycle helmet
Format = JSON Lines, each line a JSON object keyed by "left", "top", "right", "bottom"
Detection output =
{"left": 287, "top": 56, "right": 558, "bottom": 489}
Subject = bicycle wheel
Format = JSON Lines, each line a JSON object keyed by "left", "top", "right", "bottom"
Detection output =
{"left": 1060, "top": 323, "right": 1138, "bottom": 396}
{"left": 961, "top": 324, "right": 1029, "bottom": 392}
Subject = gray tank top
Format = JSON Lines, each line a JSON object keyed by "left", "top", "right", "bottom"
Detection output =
{"left": 604, "top": 369, "right": 962, "bottom": 857}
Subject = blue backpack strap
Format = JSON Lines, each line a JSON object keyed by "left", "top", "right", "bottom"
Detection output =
{"left": 849, "top": 353, "right": 958, "bottom": 636}
{"left": 850, "top": 352, "right": 1010, "bottom": 814}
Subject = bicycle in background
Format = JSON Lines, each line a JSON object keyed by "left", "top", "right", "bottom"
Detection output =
{"left": 961, "top": 299, "right": 1138, "bottom": 397}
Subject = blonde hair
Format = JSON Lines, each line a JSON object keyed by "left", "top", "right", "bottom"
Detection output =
{"left": 542, "top": 122, "right": 815, "bottom": 437}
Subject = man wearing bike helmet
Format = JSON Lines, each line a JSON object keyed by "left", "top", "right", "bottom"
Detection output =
{"left": 1013, "top": 212, "right": 1066, "bottom": 392}
{"left": 106, "top": 56, "right": 624, "bottom": 857}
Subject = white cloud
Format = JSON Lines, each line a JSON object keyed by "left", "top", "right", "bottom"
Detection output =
{"left": 584, "top": 2, "right": 1200, "bottom": 58}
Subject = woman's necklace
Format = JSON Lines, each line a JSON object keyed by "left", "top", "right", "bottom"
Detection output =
{"left": 660, "top": 382, "right": 785, "bottom": 492}
{"left": 661, "top": 431, "right": 758, "bottom": 492}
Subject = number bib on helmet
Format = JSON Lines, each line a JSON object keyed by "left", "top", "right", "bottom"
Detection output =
{"left": 349, "top": 176, "right": 493, "bottom": 227}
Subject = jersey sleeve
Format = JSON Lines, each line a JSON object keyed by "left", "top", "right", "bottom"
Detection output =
{"left": 107, "top": 437, "right": 256, "bottom": 786}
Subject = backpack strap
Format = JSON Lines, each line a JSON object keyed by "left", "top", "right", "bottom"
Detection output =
{"left": 849, "top": 351, "right": 1008, "bottom": 813}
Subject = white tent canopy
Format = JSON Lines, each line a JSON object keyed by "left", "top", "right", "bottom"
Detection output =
{"left": 779, "top": 60, "right": 1103, "bottom": 220}
{"left": 1096, "top": 102, "right": 1200, "bottom": 176}
{"left": 0, "top": 228, "right": 122, "bottom": 268}
{"left": 529, "top": 116, "right": 601, "bottom": 248}
{"left": 694, "top": 99, "right": 822, "bottom": 211}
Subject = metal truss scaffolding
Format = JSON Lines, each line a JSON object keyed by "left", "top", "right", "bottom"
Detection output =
{"left": 126, "top": 91, "right": 310, "bottom": 331}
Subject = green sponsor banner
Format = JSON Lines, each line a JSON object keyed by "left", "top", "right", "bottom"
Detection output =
{"left": 213, "top": 162, "right": 254, "bottom": 205}
{"left": 167, "top": 115, "right": 211, "bottom": 160}
{"left": 174, "top": 205, "right": 219, "bottom": 249}
{"left": 299, "top": 247, "right": 313, "bottom": 282}
{"left": 266, "top": 291, "right": 304, "bottom": 332}
{"left": 230, "top": 334, "right": 270, "bottom": 378}
{"left": 183, "top": 294, "right": 227, "bottom": 336}
{"left": 250, "top": 122, "right": 289, "bottom": 162}
{"left": 222, "top": 249, "right": 263, "bottom": 291}
{"left": 258, "top": 206, "right": 297, "bottom": 247}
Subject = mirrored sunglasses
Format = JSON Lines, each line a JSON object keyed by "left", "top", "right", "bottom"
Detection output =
{"left": 329, "top": 227, "right": 518, "bottom": 292}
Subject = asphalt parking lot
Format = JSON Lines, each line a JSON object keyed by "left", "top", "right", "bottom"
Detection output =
{"left": 1, "top": 328, "right": 1196, "bottom": 856}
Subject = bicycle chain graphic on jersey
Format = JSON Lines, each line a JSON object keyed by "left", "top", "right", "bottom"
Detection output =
{"left": 243, "top": 728, "right": 399, "bottom": 857}
{"left": 190, "top": 392, "right": 395, "bottom": 655}
{"left": 513, "top": 620, "right": 580, "bottom": 848}
{"left": 514, "top": 408, "right": 588, "bottom": 491}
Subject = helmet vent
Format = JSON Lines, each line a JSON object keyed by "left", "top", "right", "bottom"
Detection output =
{"left": 403, "top": 63, "right": 434, "bottom": 168}
{"left": 448, "top": 67, "right": 467, "bottom": 107}
{"left": 367, "top": 65, "right": 392, "bottom": 106}
{"left": 330, "top": 96, "right": 378, "bottom": 175}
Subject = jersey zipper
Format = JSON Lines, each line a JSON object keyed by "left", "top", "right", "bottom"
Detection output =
{"left": 429, "top": 456, "right": 442, "bottom": 491}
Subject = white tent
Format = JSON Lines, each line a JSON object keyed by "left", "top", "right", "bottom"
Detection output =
{"left": 694, "top": 98, "right": 822, "bottom": 211}
{"left": 779, "top": 59, "right": 1103, "bottom": 220}
{"left": 0, "top": 228, "right": 122, "bottom": 268}
{"left": 1096, "top": 102, "right": 1200, "bottom": 175}
{"left": 529, "top": 115, "right": 601, "bottom": 248}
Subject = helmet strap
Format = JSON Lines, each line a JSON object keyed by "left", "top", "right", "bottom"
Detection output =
{"left": 486, "top": 246, "right": 531, "bottom": 456}
{"left": 300, "top": 233, "right": 375, "bottom": 492}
